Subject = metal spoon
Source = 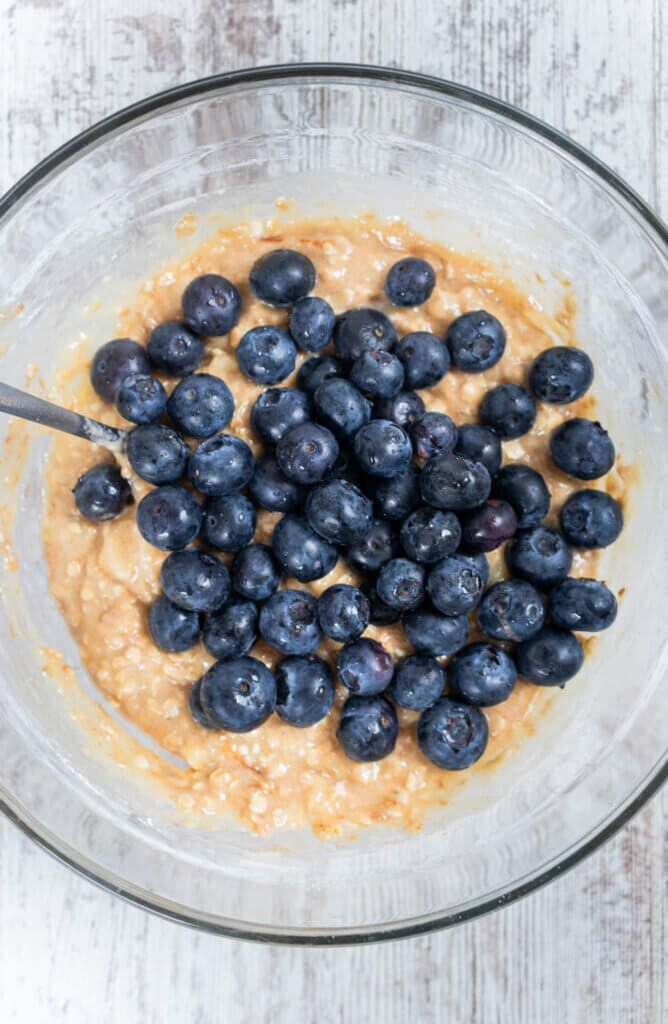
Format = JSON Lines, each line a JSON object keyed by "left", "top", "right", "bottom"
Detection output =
{"left": 0, "top": 381, "right": 128, "bottom": 453}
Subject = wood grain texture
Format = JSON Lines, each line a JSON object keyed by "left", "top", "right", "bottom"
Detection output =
{"left": 0, "top": 1, "right": 666, "bottom": 1021}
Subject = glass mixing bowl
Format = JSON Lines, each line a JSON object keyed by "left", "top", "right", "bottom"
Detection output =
{"left": 0, "top": 65, "right": 666, "bottom": 944}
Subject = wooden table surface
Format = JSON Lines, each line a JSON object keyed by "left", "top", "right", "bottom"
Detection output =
{"left": 0, "top": 1, "right": 665, "bottom": 1020}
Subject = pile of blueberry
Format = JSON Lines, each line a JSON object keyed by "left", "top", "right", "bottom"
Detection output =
{"left": 73, "top": 248, "right": 623, "bottom": 772}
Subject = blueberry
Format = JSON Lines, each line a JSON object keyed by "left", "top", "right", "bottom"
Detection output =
{"left": 275, "top": 655, "right": 335, "bottom": 727}
{"left": 318, "top": 585, "right": 370, "bottom": 642}
{"left": 148, "top": 595, "right": 200, "bottom": 653}
{"left": 399, "top": 506, "right": 461, "bottom": 564}
{"left": 477, "top": 579, "right": 545, "bottom": 642}
{"left": 322, "top": 444, "right": 366, "bottom": 489}
{"left": 313, "top": 378, "right": 371, "bottom": 441}
{"left": 417, "top": 697, "right": 489, "bottom": 769}
{"left": 147, "top": 320, "right": 204, "bottom": 376}
{"left": 479, "top": 384, "right": 536, "bottom": 439}
{"left": 189, "top": 680, "right": 219, "bottom": 730}
{"left": 403, "top": 608, "right": 469, "bottom": 657}
{"left": 116, "top": 374, "right": 167, "bottom": 424}
{"left": 259, "top": 589, "right": 322, "bottom": 655}
{"left": 453, "top": 423, "right": 502, "bottom": 478}
{"left": 199, "top": 656, "right": 276, "bottom": 732}
{"left": 559, "top": 489, "right": 623, "bottom": 548}
{"left": 460, "top": 499, "right": 518, "bottom": 553}
{"left": 337, "top": 638, "right": 394, "bottom": 696}
{"left": 376, "top": 558, "right": 425, "bottom": 612}
{"left": 492, "top": 464, "right": 550, "bottom": 528}
{"left": 167, "top": 374, "right": 234, "bottom": 438}
{"left": 420, "top": 452, "right": 491, "bottom": 510}
{"left": 236, "top": 325, "right": 297, "bottom": 385}
{"left": 250, "top": 249, "right": 316, "bottom": 307}
{"left": 549, "top": 578, "right": 618, "bottom": 631}
{"left": 350, "top": 350, "right": 405, "bottom": 398}
{"left": 160, "top": 549, "right": 230, "bottom": 612}
{"left": 202, "top": 598, "right": 258, "bottom": 660}
{"left": 305, "top": 479, "right": 373, "bottom": 545}
{"left": 516, "top": 627, "right": 584, "bottom": 686}
{"left": 365, "top": 587, "right": 401, "bottom": 626}
{"left": 200, "top": 494, "right": 256, "bottom": 552}
{"left": 337, "top": 695, "right": 398, "bottom": 762}
{"left": 127, "top": 424, "right": 188, "bottom": 485}
{"left": 182, "top": 274, "right": 242, "bottom": 337}
{"left": 334, "top": 308, "right": 398, "bottom": 362}
{"left": 446, "top": 311, "right": 506, "bottom": 372}
{"left": 373, "top": 390, "right": 425, "bottom": 428}
{"left": 385, "top": 257, "right": 436, "bottom": 306}
{"left": 231, "top": 544, "right": 281, "bottom": 601}
{"left": 187, "top": 434, "right": 253, "bottom": 497}
{"left": 467, "top": 551, "right": 491, "bottom": 586}
{"left": 90, "top": 338, "right": 151, "bottom": 402}
{"left": 289, "top": 296, "right": 336, "bottom": 352}
{"left": 374, "top": 465, "right": 421, "bottom": 521}
{"left": 506, "top": 525, "right": 573, "bottom": 586}
{"left": 250, "top": 387, "right": 311, "bottom": 445}
{"left": 550, "top": 419, "right": 615, "bottom": 480}
{"left": 249, "top": 454, "right": 306, "bottom": 513}
{"left": 297, "top": 355, "right": 345, "bottom": 396}
{"left": 387, "top": 655, "right": 445, "bottom": 711}
{"left": 345, "top": 519, "right": 398, "bottom": 574}
{"left": 396, "top": 332, "right": 450, "bottom": 389}
{"left": 272, "top": 514, "right": 337, "bottom": 582}
{"left": 276, "top": 422, "right": 339, "bottom": 484}
{"left": 73, "top": 463, "right": 131, "bottom": 521}
{"left": 529, "top": 346, "right": 594, "bottom": 404}
{"left": 136, "top": 485, "right": 202, "bottom": 551}
{"left": 410, "top": 412, "right": 457, "bottom": 460}
{"left": 449, "top": 643, "right": 517, "bottom": 706}
{"left": 427, "top": 553, "right": 488, "bottom": 615}
{"left": 353, "top": 419, "right": 412, "bottom": 478}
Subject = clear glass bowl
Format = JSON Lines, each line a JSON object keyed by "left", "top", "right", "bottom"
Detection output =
{"left": 0, "top": 65, "right": 666, "bottom": 944}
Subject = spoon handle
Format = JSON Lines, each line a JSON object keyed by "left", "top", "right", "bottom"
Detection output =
{"left": 0, "top": 382, "right": 127, "bottom": 452}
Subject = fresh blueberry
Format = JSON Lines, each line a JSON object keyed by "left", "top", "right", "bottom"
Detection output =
{"left": 288, "top": 296, "right": 336, "bottom": 352}
{"left": 73, "top": 463, "right": 131, "bottom": 521}
{"left": 250, "top": 387, "right": 311, "bottom": 445}
{"left": 516, "top": 627, "right": 584, "bottom": 686}
{"left": 373, "top": 390, "right": 425, "bottom": 428}
{"left": 200, "top": 494, "right": 256, "bottom": 552}
{"left": 116, "top": 374, "right": 167, "bottom": 425}
{"left": 467, "top": 551, "right": 490, "bottom": 586}
{"left": 167, "top": 374, "right": 234, "bottom": 438}
{"left": 449, "top": 643, "right": 517, "bottom": 706}
{"left": 344, "top": 519, "right": 398, "bottom": 574}
{"left": 276, "top": 422, "right": 339, "bottom": 484}
{"left": 322, "top": 444, "right": 366, "bottom": 489}
{"left": 427, "top": 553, "right": 488, "bottom": 615}
{"left": 236, "top": 325, "right": 297, "bottom": 385}
{"left": 479, "top": 384, "right": 536, "bottom": 439}
{"left": 549, "top": 578, "right": 618, "bottom": 631}
{"left": 313, "top": 378, "right": 371, "bottom": 441}
{"left": 353, "top": 419, "right": 412, "bottom": 478}
{"left": 249, "top": 454, "right": 306, "bottom": 512}
{"left": 399, "top": 506, "right": 461, "bottom": 564}
{"left": 160, "top": 549, "right": 230, "bottom": 612}
{"left": 182, "top": 274, "right": 242, "bottom": 337}
{"left": 318, "top": 585, "right": 370, "bottom": 642}
{"left": 396, "top": 332, "right": 450, "bottom": 389}
{"left": 147, "top": 320, "right": 204, "bottom": 376}
{"left": 231, "top": 544, "right": 281, "bottom": 601}
{"left": 550, "top": 418, "right": 615, "bottom": 480}
{"left": 417, "top": 697, "right": 489, "bottom": 769}
{"left": 333, "top": 308, "right": 398, "bottom": 362}
{"left": 127, "top": 424, "right": 188, "bottom": 485}
{"left": 492, "top": 463, "right": 550, "bottom": 528}
{"left": 136, "top": 486, "right": 202, "bottom": 551}
{"left": 365, "top": 587, "right": 401, "bottom": 626}
{"left": 337, "top": 695, "right": 398, "bottom": 762}
{"left": 384, "top": 257, "right": 436, "bottom": 306}
{"left": 410, "top": 412, "right": 457, "bottom": 460}
{"left": 249, "top": 249, "right": 316, "bottom": 307}
{"left": 420, "top": 452, "right": 491, "bottom": 510}
{"left": 529, "top": 346, "right": 594, "bottom": 404}
{"left": 446, "top": 311, "right": 506, "bottom": 372}
{"left": 559, "top": 489, "right": 623, "bottom": 548}
{"left": 460, "top": 499, "right": 518, "bottom": 553}
{"left": 272, "top": 514, "right": 338, "bottom": 582}
{"left": 387, "top": 655, "right": 445, "bottom": 711}
{"left": 149, "top": 595, "right": 200, "bottom": 653}
{"left": 373, "top": 465, "right": 421, "bottom": 521}
{"left": 305, "top": 479, "right": 373, "bottom": 545}
{"left": 506, "top": 525, "right": 573, "bottom": 586}
{"left": 297, "top": 354, "right": 345, "bottom": 396}
{"left": 477, "top": 579, "right": 545, "bottom": 642}
{"left": 275, "top": 655, "right": 335, "bottom": 727}
{"left": 350, "top": 350, "right": 405, "bottom": 398}
{"left": 188, "top": 434, "right": 254, "bottom": 496}
{"left": 453, "top": 423, "right": 502, "bottom": 478}
{"left": 202, "top": 598, "right": 258, "bottom": 660}
{"left": 199, "top": 656, "right": 276, "bottom": 732}
{"left": 376, "top": 557, "right": 425, "bottom": 612}
{"left": 90, "top": 338, "right": 151, "bottom": 402}
{"left": 259, "top": 589, "right": 322, "bottom": 655}
{"left": 189, "top": 680, "right": 219, "bottom": 730}
{"left": 403, "top": 608, "right": 469, "bottom": 657}
{"left": 337, "top": 638, "right": 394, "bottom": 696}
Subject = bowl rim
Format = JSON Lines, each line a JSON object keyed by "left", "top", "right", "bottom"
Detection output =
{"left": 0, "top": 61, "right": 666, "bottom": 945}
